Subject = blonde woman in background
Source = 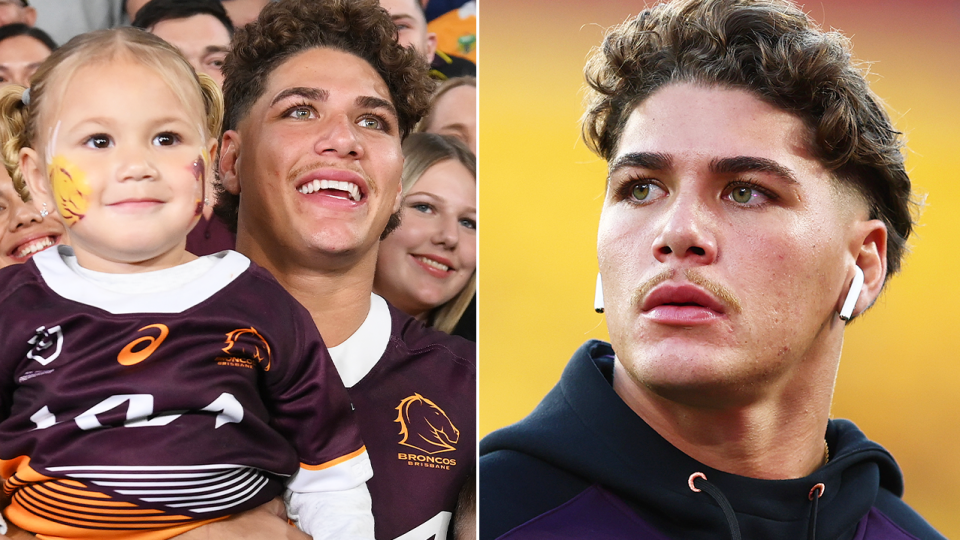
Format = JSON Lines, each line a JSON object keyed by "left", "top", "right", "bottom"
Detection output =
{"left": 375, "top": 132, "right": 476, "bottom": 334}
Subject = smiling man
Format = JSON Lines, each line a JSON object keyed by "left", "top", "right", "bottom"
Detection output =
{"left": 207, "top": 1, "right": 475, "bottom": 539}
{"left": 479, "top": 0, "right": 944, "bottom": 539}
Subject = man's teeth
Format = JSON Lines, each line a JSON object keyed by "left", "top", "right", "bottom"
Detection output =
{"left": 298, "top": 179, "right": 361, "bottom": 201}
{"left": 15, "top": 237, "right": 55, "bottom": 258}
{"left": 417, "top": 256, "right": 450, "bottom": 272}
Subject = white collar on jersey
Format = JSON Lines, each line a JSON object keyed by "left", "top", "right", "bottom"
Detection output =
{"left": 328, "top": 293, "right": 392, "bottom": 388}
{"left": 33, "top": 246, "right": 250, "bottom": 314}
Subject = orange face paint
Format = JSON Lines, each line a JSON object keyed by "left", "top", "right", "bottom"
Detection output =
{"left": 48, "top": 156, "right": 90, "bottom": 226}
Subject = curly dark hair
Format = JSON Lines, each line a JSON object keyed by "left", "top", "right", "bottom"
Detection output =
{"left": 215, "top": 0, "right": 434, "bottom": 230}
{"left": 582, "top": 0, "right": 915, "bottom": 279}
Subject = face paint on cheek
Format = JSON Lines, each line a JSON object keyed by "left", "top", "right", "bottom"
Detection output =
{"left": 48, "top": 156, "right": 90, "bottom": 226}
{"left": 45, "top": 121, "right": 62, "bottom": 166}
{"left": 191, "top": 152, "right": 207, "bottom": 216}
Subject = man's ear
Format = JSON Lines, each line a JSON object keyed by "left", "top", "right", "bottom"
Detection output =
{"left": 218, "top": 130, "right": 241, "bottom": 195}
{"left": 19, "top": 147, "right": 50, "bottom": 202}
{"left": 23, "top": 7, "right": 37, "bottom": 27}
{"left": 425, "top": 32, "right": 438, "bottom": 64}
{"left": 848, "top": 219, "right": 887, "bottom": 317}
{"left": 393, "top": 174, "right": 404, "bottom": 213}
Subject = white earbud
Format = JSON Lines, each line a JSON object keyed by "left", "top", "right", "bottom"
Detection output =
{"left": 594, "top": 272, "right": 604, "bottom": 313}
{"left": 838, "top": 265, "right": 864, "bottom": 321}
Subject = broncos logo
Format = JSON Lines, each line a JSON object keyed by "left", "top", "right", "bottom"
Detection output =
{"left": 222, "top": 328, "right": 272, "bottom": 371}
{"left": 395, "top": 394, "right": 460, "bottom": 454}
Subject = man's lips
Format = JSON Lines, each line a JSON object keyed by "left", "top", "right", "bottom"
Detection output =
{"left": 295, "top": 168, "right": 368, "bottom": 203}
{"left": 640, "top": 282, "right": 728, "bottom": 323}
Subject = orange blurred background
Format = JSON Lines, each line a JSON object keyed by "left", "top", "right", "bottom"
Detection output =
{"left": 478, "top": 0, "right": 960, "bottom": 535}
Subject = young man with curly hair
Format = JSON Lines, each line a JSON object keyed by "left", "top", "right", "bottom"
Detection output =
{"left": 163, "top": 1, "right": 474, "bottom": 539}
{"left": 479, "top": 0, "right": 944, "bottom": 538}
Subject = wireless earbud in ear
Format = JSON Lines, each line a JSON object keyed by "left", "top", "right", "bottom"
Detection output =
{"left": 838, "top": 265, "right": 864, "bottom": 321}
{"left": 595, "top": 272, "right": 604, "bottom": 314}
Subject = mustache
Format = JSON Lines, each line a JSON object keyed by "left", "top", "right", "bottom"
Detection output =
{"left": 285, "top": 161, "right": 377, "bottom": 195}
{"left": 631, "top": 268, "right": 743, "bottom": 314}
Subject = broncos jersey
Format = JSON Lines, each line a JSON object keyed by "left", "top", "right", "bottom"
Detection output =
{"left": 331, "top": 298, "right": 475, "bottom": 540}
{"left": 0, "top": 248, "right": 371, "bottom": 539}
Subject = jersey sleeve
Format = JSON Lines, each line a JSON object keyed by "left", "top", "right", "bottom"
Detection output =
{"left": 262, "top": 296, "right": 372, "bottom": 492}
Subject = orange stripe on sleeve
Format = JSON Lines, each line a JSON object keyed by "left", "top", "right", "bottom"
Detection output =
{"left": 299, "top": 446, "right": 367, "bottom": 471}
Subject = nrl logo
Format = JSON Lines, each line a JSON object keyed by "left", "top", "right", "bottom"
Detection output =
{"left": 27, "top": 325, "right": 63, "bottom": 366}
{"left": 395, "top": 393, "right": 459, "bottom": 454}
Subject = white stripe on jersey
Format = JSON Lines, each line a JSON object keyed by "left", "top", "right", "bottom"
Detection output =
{"left": 46, "top": 464, "right": 271, "bottom": 514}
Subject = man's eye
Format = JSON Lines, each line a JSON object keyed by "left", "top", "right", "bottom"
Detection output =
{"left": 84, "top": 135, "right": 112, "bottom": 149}
{"left": 287, "top": 107, "right": 314, "bottom": 120}
{"left": 725, "top": 184, "right": 771, "bottom": 206}
{"left": 358, "top": 117, "right": 383, "bottom": 130}
{"left": 622, "top": 181, "right": 666, "bottom": 204}
{"left": 731, "top": 187, "right": 753, "bottom": 203}
{"left": 153, "top": 132, "right": 181, "bottom": 146}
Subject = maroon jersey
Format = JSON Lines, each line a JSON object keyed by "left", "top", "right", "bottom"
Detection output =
{"left": 342, "top": 302, "right": 475, "bottom": 540}
{"left": 0, "top": 249, "right": 369, "bottom": 539}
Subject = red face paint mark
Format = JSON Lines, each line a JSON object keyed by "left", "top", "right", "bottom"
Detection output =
{"left": 192, "top": 154, "right": 206, "bottom": 216}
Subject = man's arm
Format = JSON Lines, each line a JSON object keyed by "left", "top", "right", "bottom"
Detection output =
{"left": 174, "top": 498, "right": 310, "bottom": 540}
{"left": 285, "top": 484, "right": 374, "bottom": 540}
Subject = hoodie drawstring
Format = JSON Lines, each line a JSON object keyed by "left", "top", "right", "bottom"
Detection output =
{"left": 688, "top": 472, "right": 742, "bottom": 540}
{"left": 689, "top": 472, "right": 826, "bottom": 540}
{"left": 808, "top": 483, "right": 824, "bottom": 540}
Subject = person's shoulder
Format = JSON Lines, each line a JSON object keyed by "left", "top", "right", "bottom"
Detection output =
{"left": 217, "top": 253, "right": 316, "bottom": 327}
{"left": 387, "top": 302, "right": 475, "bottom": 364}
{"left": 871, "top": 489, "right": 948, "bottom": 540}
{"left": 479, "top": 449, "right": 592, "bottom": 540}
{"left": 234, "top": 256, "right": 304, "bottom": 304}
{"left": 0, "top": 258, "right": 45, "bottom": 300}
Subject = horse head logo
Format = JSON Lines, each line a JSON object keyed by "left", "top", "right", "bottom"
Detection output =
{"left": 222, "top": 328, "right": 272, "bottom": 371}
{"left": 395, "top": 393, "right": 460, "bottom": 454}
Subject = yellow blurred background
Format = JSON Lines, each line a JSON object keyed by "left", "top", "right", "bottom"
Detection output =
{"left": 478, "top": 0, "right": 960, "bottom": 535}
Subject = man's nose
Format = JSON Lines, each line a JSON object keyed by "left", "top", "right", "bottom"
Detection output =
{"left": 651, "top": 193, "right": 718, "bottom": 265}
{"left": 315, "top": 115, "right": 363, "bottom": 158}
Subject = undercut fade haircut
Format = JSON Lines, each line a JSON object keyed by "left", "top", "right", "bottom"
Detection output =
{"left": 582, "top": 0, "right": 915, "bottom": 279}
{"left": 214, "top": 0, "right": 434, "bottom": 230}
{"left": 132, "top": 0, "right": 235, "bottom": 36}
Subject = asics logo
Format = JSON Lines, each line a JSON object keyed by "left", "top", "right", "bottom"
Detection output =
{"left": 118, "top": 324, "right": 169, "bottom": 366}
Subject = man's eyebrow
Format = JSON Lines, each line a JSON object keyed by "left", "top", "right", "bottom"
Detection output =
{"left": 204, "top": 45, "right": 229, "bottom": 55}
{"left": 608, "top": 152, "right": 673, "bottom": 174}
{"left": 270, "top": 87, "right": 327, "bottom": 108}
{"left": 711, "top": 156, "right": 798, "bottom": 184}
{"left": 356, "top": 95, "right": 397, "bottom": 118}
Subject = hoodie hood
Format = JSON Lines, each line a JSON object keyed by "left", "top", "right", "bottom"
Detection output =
{"left": 481, "top": 340, "right": 907, "bottom": 540}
